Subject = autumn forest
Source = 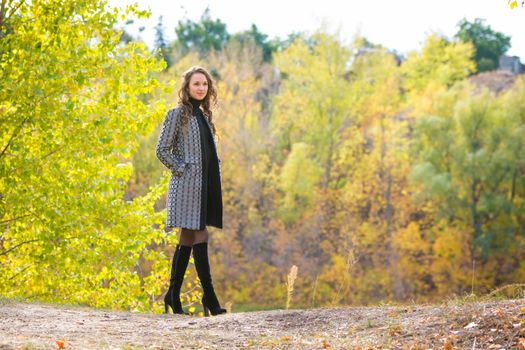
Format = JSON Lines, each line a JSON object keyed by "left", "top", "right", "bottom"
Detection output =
{"left": 1, "top": 1, "right": 524, "bottom": 314}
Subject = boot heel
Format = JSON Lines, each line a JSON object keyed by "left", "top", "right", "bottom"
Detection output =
{"left": 164, "top": 301, "right": 169, "bottom": 314}
{"left": 202, "top": 295, "right": 210, "bottom": 316}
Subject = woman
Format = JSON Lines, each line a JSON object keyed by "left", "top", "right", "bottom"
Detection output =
{"left": 155, "top": 66, "right": 226, "bottom": 317}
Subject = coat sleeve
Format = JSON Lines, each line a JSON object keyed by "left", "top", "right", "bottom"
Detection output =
{"left": 155, "top": 108, "right": 186, "bottom": 175}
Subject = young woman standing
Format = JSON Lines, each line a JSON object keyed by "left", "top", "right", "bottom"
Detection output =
{"left": 155, "top": 66, "right": 226, "bottom": 316}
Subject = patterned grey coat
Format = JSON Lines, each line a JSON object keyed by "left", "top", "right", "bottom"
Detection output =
{"left": 155, "top": 106, "right": 222, "bottom": 231}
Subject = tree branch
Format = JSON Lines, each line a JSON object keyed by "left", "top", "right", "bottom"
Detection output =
{"left": 0, "top": 213, "right": 32, "bottom": 225}
{"left": 0, "top": 115, "right": 30, "bottom": 159}
{"left": 0, "top": 238, "right": 38, "bottom": 256}
{"left": 0, "top": 0, "right": 7, "bottom": 30}
{"left": 8, "top": 263, "right": 33, "bottom": 281}
{"left": 5, "top": 0, "right": 25, "bottom": 22}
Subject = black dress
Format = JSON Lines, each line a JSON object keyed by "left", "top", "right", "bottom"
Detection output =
{"left": 189, "top": 97, "right": 223, "bottom": 230}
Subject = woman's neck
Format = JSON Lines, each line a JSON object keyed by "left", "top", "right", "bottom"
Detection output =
{"left": 189, "top": 97, "right": 202, "bottom": 110}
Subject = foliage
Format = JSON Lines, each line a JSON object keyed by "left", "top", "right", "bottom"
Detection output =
{"left": 0, "top": 0, "right": 200, "bottom": 312}
{"left": 174, "top": 8, "right": 229, "bottom": 57}
{"left": 411, "top": 82, "right": 524, "bottom": 258}
{"left": 154, "top": 15, "right": 172, "bottom": 68}
{"left": 172, "top": 9, "right": 284, "bottom": 62}
{"left": 230, "top": 24, "right": 281, "bottom": 62}
{"left": 508, "top": 0, "right": 524, "bottom": 9}
{"left": 455, "top": 18, "right": 511, "bottom": 73}
{"left": 401, "top": 33, "right": 476, "bottom": 116}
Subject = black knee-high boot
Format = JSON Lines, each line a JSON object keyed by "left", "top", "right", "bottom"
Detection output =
{"left": 164, "top": 244, "right": 192, "bottom": 314}
{"left": 192, "top": 242, "right": 226, "bottom": 316}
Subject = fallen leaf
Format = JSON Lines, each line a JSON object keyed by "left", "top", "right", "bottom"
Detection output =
{"left": 55, "top": 338, "right": 65, "bottom": 349}
{"left": 518, "top": 337, "right": 525, "bottom": 350}
{"left": 443, "top": 335, "right": 457, "bottom": 350}
{"left": 322, "top": 340, "right": 331, "bottom": 349}
{"left": 444, "top": 342, "right": 454, "bottom": 350}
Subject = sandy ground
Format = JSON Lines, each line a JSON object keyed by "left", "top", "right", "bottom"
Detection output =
{"left": 0, "top": 298, "right": 524, "bottom": 349}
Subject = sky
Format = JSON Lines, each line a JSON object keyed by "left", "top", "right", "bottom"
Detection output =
{"left": 108, "top": 0, "right": 525, "bottom": 60}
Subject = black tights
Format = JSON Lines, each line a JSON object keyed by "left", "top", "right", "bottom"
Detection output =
{"left": 178, "top": 227, "right": 208, "bottom": 246}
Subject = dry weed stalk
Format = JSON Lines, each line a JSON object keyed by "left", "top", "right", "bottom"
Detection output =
{"left": 286, "top": 265, "right": 298, "bottom": 309}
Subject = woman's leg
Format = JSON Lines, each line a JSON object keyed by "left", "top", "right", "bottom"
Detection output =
{"left": 164, "top": 228, "right": 194, "bottom": 314}
{"left": 193, "top": 227, "right": 208, "bottom": 244}
{"left": 179, "top": 228, "right": 196, "bottom": 246}
{"left": 191, "top": 227, "right": 226, "bottom": 316}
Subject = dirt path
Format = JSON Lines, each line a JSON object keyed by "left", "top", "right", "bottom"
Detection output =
{"left": 1, "top": 298, "right": 524, "bottom": 349}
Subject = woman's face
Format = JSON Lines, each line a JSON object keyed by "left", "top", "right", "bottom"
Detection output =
{"left": 188, "top": 72, "right": 209, "bottom": 101}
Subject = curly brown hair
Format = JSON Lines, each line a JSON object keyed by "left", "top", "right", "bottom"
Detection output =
{"left": 177, "top": 66, "right": 218, "bottom": 135}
